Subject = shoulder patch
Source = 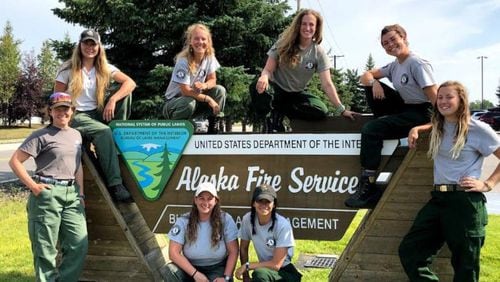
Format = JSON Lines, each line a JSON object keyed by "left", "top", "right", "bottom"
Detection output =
{"left": 176, "top": 70, "right": 186, "bottom": 79}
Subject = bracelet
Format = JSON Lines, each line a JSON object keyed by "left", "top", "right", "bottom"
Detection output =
{"left": 338, "top": 104, "right": 346, "bottom": 113}
{"left": 484, "top": 181, "right": 493, "bottom": 192}
{"left": 191, "top": 269, "right": 198, "bottom": 278}
{"left": 78, "top": 194, "right": 85, "bottom": 200}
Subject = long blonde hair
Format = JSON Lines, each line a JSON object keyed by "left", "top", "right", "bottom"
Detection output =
{"left": 428, "top": 81, "right": 470, "bottom": 159}
{"left": 175, "top": 23, "right": 215, "bottom": 74}
{"left": 59, "top": 39, "right": 111, "bottom": 111}
{"left": 276, "top": 9, "right": 323, "bottom": 68}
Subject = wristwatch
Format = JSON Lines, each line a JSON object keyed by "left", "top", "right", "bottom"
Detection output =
{"left": 224, "top": 275, "right": 232, "bottom": 281}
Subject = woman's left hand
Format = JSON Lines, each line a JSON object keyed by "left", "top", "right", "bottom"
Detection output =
{"left": 460, "top": 176, "right": 492, "bottom": 192}
{"left": 341, "top": 110, "right": 360, "bottom": 121}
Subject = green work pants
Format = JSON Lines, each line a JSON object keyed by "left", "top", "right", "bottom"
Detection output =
{"left": 399, "top": 191, "right": 487, "bottom": 282}
{"left": 250, "top": 79, "right": 328, "bottom": 120}
{"left": 251, "top": 263, "right": 302, "bottom": 282}
{"left": 162, "top": 85, "right": 226, "bottom": 120}
{"left": 71, "top": 95, "right": 130, "bottom": 186}
{"left": 27, "top": 184, "right": 88, "bottom": 282}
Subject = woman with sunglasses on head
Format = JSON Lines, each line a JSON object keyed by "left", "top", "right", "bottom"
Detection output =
{"left": 9, "top": 92, "right": 88, "bottom": 281}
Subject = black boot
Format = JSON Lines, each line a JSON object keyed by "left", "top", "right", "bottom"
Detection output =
{"left": 344, "top": 175, "right": 381, "bottom": 208}
{"left": 264, "top": 110, "right": 285, "bottom": 133}
{"left": 207, "top": 116, "right": 218, "bottom": 134}
{"left": 108, "top": 184, "right": 134, "bottom": 203}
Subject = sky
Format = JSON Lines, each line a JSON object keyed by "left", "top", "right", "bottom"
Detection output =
{"left": 1, "top": 0, "right": 500, "bottom": 106}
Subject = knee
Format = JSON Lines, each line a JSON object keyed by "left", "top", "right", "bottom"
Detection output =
{"left": 251, "top": 268, "right": 271, "bottom": 281}
{"left": 213, "top": 85, "right": 226, "bottom": 99}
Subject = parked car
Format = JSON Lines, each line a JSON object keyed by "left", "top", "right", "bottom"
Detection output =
{"left": 471, "top": 110, "right": 487, "bottom": 120}
{"left": 193, "top": 118, "right": 209, "bottom": 133}
{"left": 478, "top": 111, "right": 500, "bottom": 131}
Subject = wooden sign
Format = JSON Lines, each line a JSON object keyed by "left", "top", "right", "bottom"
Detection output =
{"left": 111, "top": 120, "right": 398, "bottom": 240}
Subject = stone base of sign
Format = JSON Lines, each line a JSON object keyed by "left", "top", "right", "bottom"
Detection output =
{"left": 80, "top": 153, "right": 170, "bottom": 281}
{"left": 328, "top": 132, "right": 454, "bottom": 281}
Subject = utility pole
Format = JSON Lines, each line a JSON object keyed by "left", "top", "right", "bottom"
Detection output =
{"left": 477, "top": 56, "right": 488, "bottom": 109}
{"left": 297, "top": 0, "right": 301, "bottom": 11}
{"left": 333, "top": 55, "right": 344, "bottom": 70}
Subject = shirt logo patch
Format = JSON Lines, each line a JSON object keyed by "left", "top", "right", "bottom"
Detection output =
{"left": 176, "top": 70, "right": 186, "bottom": 79}
{"left": 265, "top": 237, "right": 275, "bottom": 248}
{"left": 305, "top": 61, "right": 314, "bottom": 70}
{"left": 169, "top": 224, "right": 181, "bottom": 236}
{"left": 199, "top": 70, "right": 206, "bottom": 77}
{"left": 401, "top": 73, "right": 409, "bottom": 85}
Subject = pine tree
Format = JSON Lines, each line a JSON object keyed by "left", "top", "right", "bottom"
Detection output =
{"left": 37, "top": 40, "right": 60, "bottom": 98}
{"left": 0, "top": 21, "right": 21, "bottom": 124}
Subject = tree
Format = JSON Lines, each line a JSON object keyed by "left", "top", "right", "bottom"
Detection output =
{"left": 365, "top": 53, "right": 375, "bottom": 71}
{"left": 10, "top": 52, "right": 44, "bottom": 127}
{"left": 52, "top": 0, "right": 291, "bottom": 120}
{"left": 469, "top": 99, "right": 494, "bottom": 111}
{"left": 37, "top": 40, "right": 60, "bottom": 97}
{"left": 0, "top": 21, "right": 21, "bottom": 124}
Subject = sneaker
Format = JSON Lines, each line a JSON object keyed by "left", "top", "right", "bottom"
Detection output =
{"left": 344, "top": 177, "right": 381, "bottom": 208}
{"left": 108, "top": 184, "right": 134, "bottom": 203}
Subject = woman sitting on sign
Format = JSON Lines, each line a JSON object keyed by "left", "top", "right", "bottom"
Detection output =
{"left": 166, "top": 182, "right": 239, "bottom": 282}
{"left": 162, "top": 23, "right": 226, "bottom": 134}
{"left": 235, "top": 184, "right": 302, "bottom": 281}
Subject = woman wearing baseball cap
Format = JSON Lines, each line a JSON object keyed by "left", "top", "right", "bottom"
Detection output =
{"left": 166, "top": 182, "right": 239, "bottom": 282}
{"left": 54, "top": 29, "right": 136, "bottom": 203}
{"left": 9, "top": 92, "right": 88, "bottom": 281}
{"left": 235, "top": 184, "right": 302, "bottom": 281}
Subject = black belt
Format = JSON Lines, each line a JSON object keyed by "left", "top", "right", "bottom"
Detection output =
{"left": 33, "top": 175, "right": 75, "bottom": 186}
{"left": 433, "top": 184, "right": 467, "bottom": 192}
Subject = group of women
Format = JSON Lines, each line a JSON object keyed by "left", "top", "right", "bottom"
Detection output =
{"left": 7, "top": 6, "right": 500, "bottom": 282}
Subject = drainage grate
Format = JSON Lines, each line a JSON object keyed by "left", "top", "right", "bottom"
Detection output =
{"left": 303, "top": 255, "right": 338, "bottom": 269}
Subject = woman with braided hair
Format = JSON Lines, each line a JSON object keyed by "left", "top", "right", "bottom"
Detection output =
{"left": 235, "top": 184, "right": 302, "bottom": 281}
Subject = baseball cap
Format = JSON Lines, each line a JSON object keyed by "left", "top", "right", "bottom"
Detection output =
{"left": 80, "top": 29, "right": 100, "bottom": 43}
{"left": 49, "top": 92, "right": 72, "bottom": 109}
{"left": 195, "top": 182, "right": 218, "bottom": 198}
{"left": 252, "top": 184, "right": 277, "bottom": 202}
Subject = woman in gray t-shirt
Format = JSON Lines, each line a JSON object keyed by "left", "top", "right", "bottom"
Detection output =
{"left": 400, "top": 81, "right": 500, "bottom": 282}
{"left": 166, "top": 182, "right": 238, "bottom": 282}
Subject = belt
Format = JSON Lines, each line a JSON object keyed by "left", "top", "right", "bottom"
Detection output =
{"left": 33, "top": 175, "right": 75, "bottom": 186}
{"left": 433, "top": 184, "right": 467, "bottom": 192}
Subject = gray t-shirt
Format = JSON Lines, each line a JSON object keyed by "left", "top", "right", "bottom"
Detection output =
{"left": 19, "top": 125, "right": 82, "bottom": 179}
{"left": 164, "top": 56, "right": 220, "bottom": 100}
{"left": 380, "top": 52, "right": 435, "bottom": 104}
{"left": 239, "top": 212, "right": 295, "bottom": 267}
{"left": 168, "top": 211, "right": 238, "bottom": 266}
{"left": 434, "top": 119, "right": 500, "bottom": 184}
{"left": 55, "top": 63, "right": 119, "bottom": 111}
{"left": 268, "top": 42, "right": 331, "bottom": 93}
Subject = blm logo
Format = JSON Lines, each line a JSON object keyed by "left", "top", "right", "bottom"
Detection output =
{"left": 110, "top": 120, "right": 193, "bottom": 201}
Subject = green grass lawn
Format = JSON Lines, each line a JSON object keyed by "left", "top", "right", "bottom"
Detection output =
{"left": 0, "top": 125, "right": 42, "bottom": 142}
{"left": 1, "top": 190, "right": 499, "bottom": 282}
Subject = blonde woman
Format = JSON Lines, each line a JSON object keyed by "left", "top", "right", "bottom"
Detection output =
{"left": 163, "top": 23, "right": 226, "bottom": 134}
{"left": 251, "top": 9, "right": 356, "bottom": 132}
{"left": 400, "top": 81, "right": 500, "bottom": 281}
{"left": 55, "top": 29, "right": 136, "bottom": 203}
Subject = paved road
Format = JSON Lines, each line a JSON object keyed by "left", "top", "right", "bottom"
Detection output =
{"left": 1, "top": 141, "right": 499, "bottom": 214}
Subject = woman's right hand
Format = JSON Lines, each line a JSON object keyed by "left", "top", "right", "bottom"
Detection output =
{"left": 372, "top": 81, "right": 386, "bottom": 100}
{"left": 31, "top": 183, "right": 50, "bottom": 196}
{"left": 256, "top": 75, "right": 269, "bottom": 94}
{"left": 408, "top": 127, "right": 419, "bottom": 149}
{"left": 193, "top": 271, "right": 209, "bottom": 282}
